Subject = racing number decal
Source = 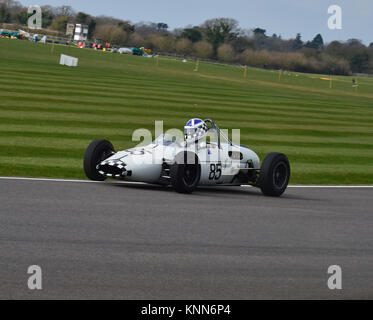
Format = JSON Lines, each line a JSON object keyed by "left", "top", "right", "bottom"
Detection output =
{"left": 209, "top": 162, "right": 222, "bottom": 180}
{"left": 209, "top": 164, "right": 216, "bottom": 180}
{"left": 216, "top": 163, "right": 222, "bottom": 180}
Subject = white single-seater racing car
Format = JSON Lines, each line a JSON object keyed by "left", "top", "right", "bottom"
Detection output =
{"left": 84, "top": 119, "right": 290, "bottom": 196}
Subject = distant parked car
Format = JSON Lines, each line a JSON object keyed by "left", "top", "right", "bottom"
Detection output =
{"left": 118, "top": 48, "right": 133, "bottom": 54}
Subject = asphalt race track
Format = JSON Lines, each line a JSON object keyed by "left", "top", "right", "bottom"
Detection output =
{"left": 0, "top": 178, "right": 372, "bottom": 299}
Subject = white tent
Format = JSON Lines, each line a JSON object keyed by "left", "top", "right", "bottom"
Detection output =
{"left": 59, "top": 54, "right": 78, "bottom": 67}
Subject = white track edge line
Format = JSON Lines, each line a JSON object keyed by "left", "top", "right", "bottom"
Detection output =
{"left": 0, "top": 176, "right": 372, "bottom": 188}
{"left": 0, "top": 176, "right": 147, "bottom": 185}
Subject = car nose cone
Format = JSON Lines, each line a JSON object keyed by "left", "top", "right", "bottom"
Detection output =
{"left": 97, "top": 159, "right": 127, "bottom": 178}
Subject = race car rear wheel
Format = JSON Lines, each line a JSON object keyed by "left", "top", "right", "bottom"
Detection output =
{"left": 258, "top": 152, "right": 290, "bottom": 197}
{"left": 84, "top": 139, "right": 114, "bottom": 181}
{"left": 170, "top": 151, "right": 201, "bottom": 193}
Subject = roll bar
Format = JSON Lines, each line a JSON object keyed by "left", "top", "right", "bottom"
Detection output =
{"left": 204, "top": 119, "right": 233, "bottom": 148}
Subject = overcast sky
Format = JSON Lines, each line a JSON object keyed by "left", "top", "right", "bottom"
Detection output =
{"left": 19, "top": 0, "right": 373, "bottom": 44}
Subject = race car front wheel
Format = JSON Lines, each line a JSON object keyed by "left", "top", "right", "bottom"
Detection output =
{"left": 84, "top": 139, "right": 114, "bottom": 181}
{"left": 258, "top": 152, "right": 290, "bottom": 197}
{"left": 170, "top": 151, "right": 201, "bottom": 193}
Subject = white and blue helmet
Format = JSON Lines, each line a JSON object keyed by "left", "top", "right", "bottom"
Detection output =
{"left": 184, "top": 118, "right": 208, "bottom": 142}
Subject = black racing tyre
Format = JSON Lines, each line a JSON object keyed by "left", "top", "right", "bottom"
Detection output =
{"left": 258, "top": 152, "right": 290, "bottom": 197}
{"left": 84, "top": 139, "right": 114, "bottom": 181}
{"left": 170, "top": 151, "right": 201, "bottom": 194}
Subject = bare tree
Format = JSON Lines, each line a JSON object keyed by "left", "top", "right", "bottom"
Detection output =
{"left": 148, "top": 34, "right": 175, "bottom": 52}
{"left": 175, "top": 38, "right": 193, "bottom": 55}
{"left": 217, "top": 43, "right": 236, "bottom": 62}
{"left": 193, "top": 40, "right": 213, "bottom": 59}
{"left": 128, "top": 32, "right": 145, "bottom": 47}
{"left": 201, "top": 18, "right": 239, "bottom": 55}
{"left": 55, "top": 5, "right": 74, "bottom": 17}
{"left": 94, "top": 25, "right": 127, "bottom": 44}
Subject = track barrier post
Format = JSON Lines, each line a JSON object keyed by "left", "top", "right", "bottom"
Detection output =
{"left": 194, "top": 59, "right": 200, "bottom": 72}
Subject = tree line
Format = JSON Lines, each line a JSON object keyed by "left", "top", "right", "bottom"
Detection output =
{"left": 1, "top": 0, "right": 373, "bottom": 75}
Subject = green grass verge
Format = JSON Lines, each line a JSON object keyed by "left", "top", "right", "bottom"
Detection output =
{"left": 0, "top": 39, "right": 372, "bottom": 184}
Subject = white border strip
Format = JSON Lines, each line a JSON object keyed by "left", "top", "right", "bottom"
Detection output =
{"left": 0, "top": 176, "right": 372, "bottom": 188}
{"left": 0, "top": 176, "right": 147, "bottom": 185}
{"left": 243, "top": 184, "right": 373, "bottom": 188}
{"left": 288, "top": 185, "right": 373, "bottom": 188}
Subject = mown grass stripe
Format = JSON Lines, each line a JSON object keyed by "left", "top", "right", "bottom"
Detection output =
{"left": 2, "top": 101, "right": 372, "bottom": 129}
{"left": 1, "top": 80, "right": 371, "bottom": 123}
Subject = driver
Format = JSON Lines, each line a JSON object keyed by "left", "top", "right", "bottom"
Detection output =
{"left": 184, "top": 118, "right": 209, "bottom": 144}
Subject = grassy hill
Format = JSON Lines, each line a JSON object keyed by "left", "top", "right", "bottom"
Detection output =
{"left": 1, "top": 39, "right": 372, "bottom": 184}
